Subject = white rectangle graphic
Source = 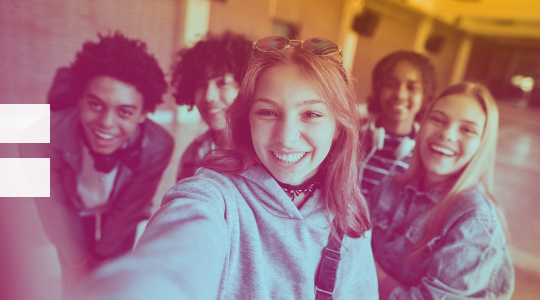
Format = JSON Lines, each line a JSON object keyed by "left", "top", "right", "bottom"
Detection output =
{"left": 0, "top": 104, "right": 50, "bottom": 143}
{"left": 0, "top": 158, "right": 50, "bottom": 197}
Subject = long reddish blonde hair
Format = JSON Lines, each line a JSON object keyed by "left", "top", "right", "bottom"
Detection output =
{"left": 201, "top": 47, "right": 371, "bottom": 238}
{"left": 397, "top": 82, "right": 506, "bottom": 258}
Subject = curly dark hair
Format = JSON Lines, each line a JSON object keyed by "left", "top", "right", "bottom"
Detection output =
{"left": 70, "top": 32, "right": 167, "bottom": 112}
{"left": 171, "top": 31, "right": 252, "bottom": 107}
{"left": 367, "top": 50, "right": 437, "bottom": 121}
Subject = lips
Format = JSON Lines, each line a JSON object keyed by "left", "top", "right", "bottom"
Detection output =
{"left": 203, "top": 106, "right": 226, "bottom": 115}
{"left": 93, "top": 129, "right": 117, "bottom": 140}
{"left": 389, "top": 102, "right": 409, "bottom": 111}
{"left": 271, "top": 151, "right": 308, "bottom": 163}
{"left": 430, "top": 144, "right": 456, "bottom": 156}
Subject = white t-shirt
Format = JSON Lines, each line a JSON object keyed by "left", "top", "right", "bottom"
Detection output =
{"left": 77, "top": 145, "right": 118, "bottom": 210}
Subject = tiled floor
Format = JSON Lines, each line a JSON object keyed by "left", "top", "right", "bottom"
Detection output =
{"left": 3, "top": 100, "right": 540, "bottom": 299}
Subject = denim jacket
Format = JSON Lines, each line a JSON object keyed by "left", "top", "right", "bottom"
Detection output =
{"left": 368, "top": 176, "right": 514, "bottom": 299}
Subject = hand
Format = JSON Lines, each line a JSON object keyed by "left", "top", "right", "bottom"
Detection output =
{"left": 375, "top": 262, "right": 404, "bottom": 300}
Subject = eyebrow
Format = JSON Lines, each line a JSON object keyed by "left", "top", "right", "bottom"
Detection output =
{"left": 431, "top": 110, "right": 482, "bottom": 127}
{"left": 254, "top": 98, "right": 325, "bottom": 108}
{"left": 85, "top": 93, "right": 139, "bottom": 110}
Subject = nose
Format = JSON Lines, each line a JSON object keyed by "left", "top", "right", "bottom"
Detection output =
{"left": 98, "top": 109, "right": 115, "bottom": 128}
{"left": 274, "top": 115, "right": 301, "bottom": 147}
{"left": 396, "top": 83, "right": 409, "bottom": 101}
{"left": 440, "top": 124, "right": 458, "bottom": 142}
{"left": 204, "top": 81, "right": 220, "bottom": 103}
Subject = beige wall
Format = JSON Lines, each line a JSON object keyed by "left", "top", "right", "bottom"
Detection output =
{"left": 0, "top": 0, "right": 178, "bottom": 105}
{"left": 351, "top": 0, "right": 463, "bottom": 103}
{"left": 351, "top": 2, "right": 419, "bottom": 103}
{"left": 208, "top": 0, "right": 272, "bottom": 40}
{"left": 208, "top": 0, "right": 344, "bottom": 43}
{"left": 425, "top": 21, "right": 463, "bottom": 93}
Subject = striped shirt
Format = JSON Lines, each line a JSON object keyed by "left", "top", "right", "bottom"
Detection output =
{"left": 360, "top": 131, "right": 414, "bottom": 197}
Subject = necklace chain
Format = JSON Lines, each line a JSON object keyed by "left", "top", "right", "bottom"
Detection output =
{"left": 282, "top": 181, "right": 320, "bottom": 201}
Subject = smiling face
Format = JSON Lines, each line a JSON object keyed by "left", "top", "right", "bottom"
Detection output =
{"left": 249, "top": 64, "right": 338, "bottom": 185}
{"left": 418, "top": 94, "right": 486, "bottom": 186}
{"left": 379, "top": 59, "right": 423, "bottom": 130}
{"left": 194, "top": 73, "right": 240, "bottom": 131}
{"left": 79, "top": 76, "right": 146, "bottom": 155}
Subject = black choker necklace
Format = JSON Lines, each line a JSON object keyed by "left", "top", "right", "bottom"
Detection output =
{"left": 275, "top": 175, "right": 321, "bottom": 201}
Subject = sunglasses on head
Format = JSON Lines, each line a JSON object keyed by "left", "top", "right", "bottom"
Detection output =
{"left": 252, "top": 36, "right": 343, "bottom": 63}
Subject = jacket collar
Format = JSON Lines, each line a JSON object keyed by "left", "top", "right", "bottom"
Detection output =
{"left": 404, "top": 183, "right": 442, "bottom": 203}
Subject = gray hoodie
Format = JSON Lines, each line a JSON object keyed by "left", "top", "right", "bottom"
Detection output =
{"left": 76, "top": 166, "right": 378, "bottom": 300}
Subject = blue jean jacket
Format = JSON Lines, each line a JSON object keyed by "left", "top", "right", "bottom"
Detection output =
{"left": 368, "top": 177, "right": 514, "bottom": 299}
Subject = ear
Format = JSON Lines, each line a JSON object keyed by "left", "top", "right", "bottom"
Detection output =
{"left": 138, "top": 110, "right": 148, "bottom": 124}
{"left": 333, "top": 126, "right": 340, "bottom": 140}
{"left": 77, "top": 95, "right": 84, "bottom": 108}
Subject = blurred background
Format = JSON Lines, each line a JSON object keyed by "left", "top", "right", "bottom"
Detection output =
{"left": 1, "top": 0, "right": 540, "bottom": 299}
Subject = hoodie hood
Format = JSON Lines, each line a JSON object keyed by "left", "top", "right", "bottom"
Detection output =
{"left": 234, "top": 166, "right": 324, "bottom": 220}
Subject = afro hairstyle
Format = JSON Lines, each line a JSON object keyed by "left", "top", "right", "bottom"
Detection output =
{"left": 367, "top": 50, "right": 437, "bottom": 121}
{"left": 171, "top": 31, "right": 252, "bottom": 107}
{"left": 70, "top": 32, "right": 167, "bottom": 113}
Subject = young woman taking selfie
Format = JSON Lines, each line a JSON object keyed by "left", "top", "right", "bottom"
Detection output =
{"left": 369, "top": 82, "right": 514, "bottom": 299}
{"left": 75, "top": 36, "right": 377, "bottom": 300}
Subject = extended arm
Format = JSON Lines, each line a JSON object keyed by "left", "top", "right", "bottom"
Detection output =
{"left": 74, "top": 177, "right": 229, "bottom": 300}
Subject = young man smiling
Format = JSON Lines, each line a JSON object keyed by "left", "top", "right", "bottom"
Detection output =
{"left": 20, "top": 32, "right": 174, "bottom": 295}
{"left": 171, "top": 32, "right": 251, "bottom": 181}
{"left": 360, "top": 51, "right": 437, "bottom": 196}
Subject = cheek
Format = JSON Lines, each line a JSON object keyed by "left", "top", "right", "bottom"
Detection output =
{"left": 118, "top": 119, "right": 139, "bottom": 136}
{"left": 193, "top": 89, "right": 205, "bottom": 106}
{"left": 379, "top": 89, "right": 392, "bottom": 104}
{"left": 223, "top": 88, "right": 239, "bottom": 105}
{"left": 79, "top": 109, "right": 97, "bottom": 125}
{"left": 412, "top": 94, "right": 423, "bottom": 109}
{"left": 463, "top": 138, "right": 481, "bottom": 161}
{"left": 249, "top": 116, "right": 267, "bottom": 150}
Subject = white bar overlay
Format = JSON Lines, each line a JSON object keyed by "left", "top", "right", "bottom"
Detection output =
{"left": 0, "top": 158, "right": 50, "bottom": 197}
{"left": 0, "top": 104, "right": 50, "bottom": 143}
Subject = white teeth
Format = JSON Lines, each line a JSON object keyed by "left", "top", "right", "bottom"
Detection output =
{"left": 392, "top": 103, "right": 408, "bottom": 110}
{"left": 208, "top": 108, "right": 223, "bottom": 114}
{"left": 430, "top": 145, "right": 456, "bottom": 156}
{"left": 94, "top": 130, "right": 115, "bottom": 140}
{"left": 272, "top": 152, "right": 307, "bottom": 163}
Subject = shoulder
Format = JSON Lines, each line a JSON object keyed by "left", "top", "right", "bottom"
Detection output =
{"left": 21, "top": 108, "right": 79, "bottom": 157}
{"left": 142, "top": 118, "right": 174, "bottom": 149}
{"left": 182, "top": 131, "right": 214, "bottom": 158}
{"left": 368, "top": 176, "right": 404, "bottom": 209}
{"left": 163, "top": 168, "right": 239, "bottom": 206}
{"left": 445, "top": 188, "right": 506, "bottom": 244}
{"left": 139, "top": 119, "right": 174, "bottom": 164}
{"left": 450, "top": 188, "right": 498, "bottom": 224}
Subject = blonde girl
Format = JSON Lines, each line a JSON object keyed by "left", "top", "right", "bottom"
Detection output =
{"left": 369, "top": 82, "right": 514, "bottom": 299}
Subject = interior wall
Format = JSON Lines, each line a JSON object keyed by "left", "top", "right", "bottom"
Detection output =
{"left": 350, "top": 1, "right": 463, "bottom": 103}
{"left": 425, "top": 21, "right": 463, "bottom": 94}
{"left": 351, "top": 2, "right": 420, "bottom": 104}
{"left": 208, "top": 0, "right": 344, "bottom": 45}
{"left": 0, "top": 0, "right": 178, "bottom": 106}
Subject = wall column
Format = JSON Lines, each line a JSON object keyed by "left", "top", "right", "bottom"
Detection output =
{"left": 338, "top": 0, "right": 365, "bottom": 72}
{"left": 413, "top": 17, "right": 433, "bottom": 54}
{"left": 450, "top": 35, "right": 473, "bottom": 84}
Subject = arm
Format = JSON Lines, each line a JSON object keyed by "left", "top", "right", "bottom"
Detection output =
{"left": 93, "top": 135, "right": 174, "bottom": 259}
{"left": 376, "top": 262, "right": 405, "bottom": 300}
{"left": 75, "top": 177, "right": 229, "bottom": 300}
{"left": 388, "top": 215, "right": 514, "bottom": 300}
{"left": 176, "top": 140, "right": 200, "bottom": 182}
{"left": 20, "top": 143, "right": 90, "bottom": 265}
